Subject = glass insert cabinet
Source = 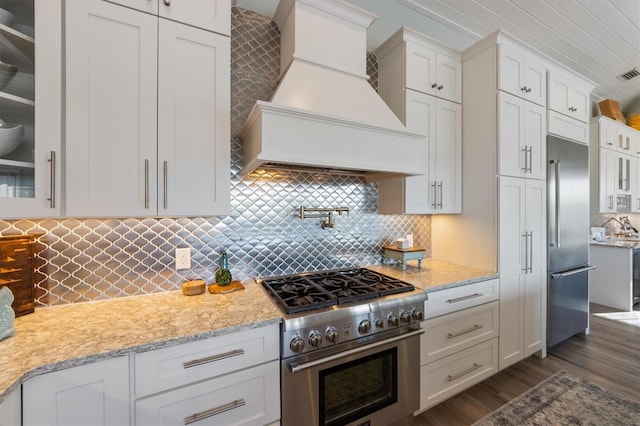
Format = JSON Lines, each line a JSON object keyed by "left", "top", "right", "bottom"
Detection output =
{"left": 0, "top": 0, "right": 61, "bottom": 218}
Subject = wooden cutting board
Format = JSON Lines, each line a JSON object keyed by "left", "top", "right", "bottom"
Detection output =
{"left": 208, "top": 280, "right": 244, "bottom": 294}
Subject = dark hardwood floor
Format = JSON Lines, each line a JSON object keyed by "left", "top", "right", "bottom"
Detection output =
{"left": 413, "top": 303, "right": 640, "bottom": 426}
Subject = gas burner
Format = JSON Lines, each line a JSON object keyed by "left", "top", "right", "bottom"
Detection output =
{"left": 260, "top": 268, "right": 415, "bottom": 314}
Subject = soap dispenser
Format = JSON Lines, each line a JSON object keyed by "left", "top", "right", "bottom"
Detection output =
{"left": 215, "top": 249, "right": 232, "bottom": 286}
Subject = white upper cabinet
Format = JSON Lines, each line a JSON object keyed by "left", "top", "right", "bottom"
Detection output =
{"left": 498, "top": 43, "right": 546, "bottom": 106}
{"left": 66, "top": 0, "right": 230, "bottom": 217}
{"left": 498, "top": 91, "right": 546, "bottom": 180}
{"left": 377, "top": 27, "right": 461, "bottom": 104}
{"left": 379, "top": 90, "right": 461, "bottom": 214}
{"left": 376, "top": 27, "right": 462, "bottom": 215}
{"left": 548, "top": 68, "right": 591, "bottom": 123}
{"left": 0, "top": 0, "right": 62, "bottom": 219}
{"left": 405, "top": 43, "right": 462, "bottom": 103}
{"left": 105, "top": 0, "right": 230, "bottom": 34}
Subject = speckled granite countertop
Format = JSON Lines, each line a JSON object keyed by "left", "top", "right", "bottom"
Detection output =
{"left": 368, "top": 259, "right": 497, "bottom": 292}
{"left": 590, "top": 240, "right": 640, "bottom": 249}
{"left": 0, "top": 259, "right": 496, "bottom": 403}
{"left": 0, "top": 281, "right": 282, "bottom": 403}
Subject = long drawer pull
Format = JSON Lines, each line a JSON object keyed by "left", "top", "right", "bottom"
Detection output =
{"left": 447, "top": 324, "right": 483, "bottom": 339}
{"left": 446, "top": 293, "right": 482, "bottom": 304}
{"left": 447, "top": 363, "right": 482, "bottom": 382}
{"left": 183, "top": 348, "right": 245, "bottom": 369}
{"left": 184, "top": 399, "right": 245, "bottom": 425}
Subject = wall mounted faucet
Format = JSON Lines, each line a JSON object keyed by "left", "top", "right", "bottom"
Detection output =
{"left": 299, "top": 206, "right": 350, "bottom": 229}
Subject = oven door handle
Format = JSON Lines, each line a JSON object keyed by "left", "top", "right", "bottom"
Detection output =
{"left": 287, "top": 328, "right": 425, "bottom": 374}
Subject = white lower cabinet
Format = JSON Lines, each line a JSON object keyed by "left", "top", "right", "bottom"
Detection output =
{"left": 418, "top": 279, "right": 500, "bottom": 413}
{"left": 419, "top": 337, "right": 498, "bottom": 411}
{"left": 135, "top": 361, "right": 279, "bottom": 426}
{"left": 498, "top": 177, "right": 546, "bottom": 370}
{"left": 0, "top": 386, "right": 21, "bottom": 426}
{"left": 23, "top": 356, "right": 131, "bottom": 426}
{"left": 134, "top": 324, "right": 280, "bottom": 426}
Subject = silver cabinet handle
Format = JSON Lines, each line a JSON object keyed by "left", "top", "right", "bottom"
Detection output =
{"left": 528, "top": 231, "right": 533, "bottom": 273}
{"left": 431, "top": 83, "right": 438, "bottom": 88}
{"left": 144, "top": 159, "right": 150, "bottom": 209}
{"left": 521, "top": 86, "right": 527, "bottom": 92}
{"left": 521, "top": 146, "right": 528, "bottom": 172}
{"left": 527, "top": 146, "right": 532, "bottom": 173}
{"left": 431, "top": 181, "right": 437, "bottom": 209}
{"left": 184, "top": 399, "right": 245, "bottom": 425}
{"left": 447, "top": 324, "right": 483, "bottom": 339}
{"left": 164, "top": 0, "right": 171, "bottom": 6}
{"left": 522, "top": 233, "right": 529, "bottom": 272}
{"left": 183, "top": 348, "right": 245, "bottom": 369}
{"left": 446, "top": 293, "right": 482, "bottom": 304}
{"left": 447, "top": 363, "right": 481, "bottom": 381}
{"left": 163, "top": 160, "right": 168, "bottom": 210}
{"left": 526, "top": 87, "right": 532, "bottom": 93}
{"left": 438, "top": 181, "right": 443, "bottom": 209}
{"left": 47, "top": 150, "right": 56, "bottom": 208}
{"left": 437, "top": 85, "right": 443, "bottom": 90}
{"left": 608, "top": 195, "right": 614, "bottom": 211}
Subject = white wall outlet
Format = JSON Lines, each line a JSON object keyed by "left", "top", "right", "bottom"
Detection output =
{"left": 175, "top": 247, "right": 191, "bottom": 270}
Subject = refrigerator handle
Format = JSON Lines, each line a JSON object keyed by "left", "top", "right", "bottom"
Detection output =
{"left": 550, "top": 265, "right": 596, "bottom": 279}
{"left": 549, "top": 159, "right": 560, "bottom": 248}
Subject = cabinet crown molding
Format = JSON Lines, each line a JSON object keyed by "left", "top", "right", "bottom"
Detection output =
{"left": 375, "top": 26, "right": 460, "bottom": 60}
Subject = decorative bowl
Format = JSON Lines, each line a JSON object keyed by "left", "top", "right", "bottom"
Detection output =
{"left": 0, "top": 61, "right": 17, "bottom": 90}
{"left": 0, "top": 123, "right": 24, "bottom": 157}
{"left": 0, "top": 8, "right": 15, "bottom": 27}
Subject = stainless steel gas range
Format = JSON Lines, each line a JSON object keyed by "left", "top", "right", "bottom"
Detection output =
{"left": 259, "top": 268, "right": 427, "bottom": 426}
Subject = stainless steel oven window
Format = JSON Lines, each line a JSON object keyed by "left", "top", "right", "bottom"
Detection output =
{"left": 319, "top": 348, "right": 398, "bottom": 426}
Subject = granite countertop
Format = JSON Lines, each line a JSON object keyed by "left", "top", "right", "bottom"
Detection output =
{"left": 590, "top": 239, "right": 640, "bottom": 249}
{"left": 0, "top": 259, "right": 497, "bottom": 403}
{"left": 368, "top": 259, "right": 497, "bottom": 292}
{"left": 0, "top": 280, "right": 283, "bottom": 403}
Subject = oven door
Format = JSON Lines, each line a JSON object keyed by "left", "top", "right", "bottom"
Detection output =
{"left": 281, "top": 328, "right": 422, "bottom": 426}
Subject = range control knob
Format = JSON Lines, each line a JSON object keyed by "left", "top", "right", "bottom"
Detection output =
{"left": 400, "top": 311, "right": 412, "bottom": 324}
{"left": 325, "top": 326, "right": 339, "bottom": 344}
{"left": 412, "top": 307, "right": 424, "bottom": 321}
{"left": 358, "top": 319, "right": 372, "bottom": 334}
{"left": 308, "top": 330, "right": 322, "bottom": 348}
{"left": 388, "top": 313, "right": 400, "bottom": 327}
{"left": 290, "top": 336, "right": 305, "bottom": 353}
{"left": 375, "top": 317, "right": 385, "bottom": 328}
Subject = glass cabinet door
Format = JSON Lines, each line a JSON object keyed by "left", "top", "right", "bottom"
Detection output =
{"left": 0, "top": 0, "right": 61, "bottom": 218}
{"left": 0, "top": 1, "right": 34, "bottom": 199}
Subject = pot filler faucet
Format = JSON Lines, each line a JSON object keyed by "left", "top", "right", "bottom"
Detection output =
{"left": 299, "top": 206, "right": 349, "bottom": 229}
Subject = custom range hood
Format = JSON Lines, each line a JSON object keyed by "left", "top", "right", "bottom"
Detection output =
{"left": 240, "top": 0, "right": 426, "bottom": 177}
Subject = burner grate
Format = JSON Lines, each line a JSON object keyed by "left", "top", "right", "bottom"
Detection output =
{"left": 260, "top": 268, "right": 415, "bottom": 314}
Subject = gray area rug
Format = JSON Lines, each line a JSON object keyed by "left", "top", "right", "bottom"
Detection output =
{"left": 473, "top": 370, "right": 640, "bottom": 425}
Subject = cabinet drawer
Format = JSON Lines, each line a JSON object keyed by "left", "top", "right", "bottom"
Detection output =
{"left": 421, "top": 301, "right": 498, "bottom": 364}
{"left": 135, "top": 324, "right": 279, "bottom": 397}
{"left": 419, "top": 337, "right": 498, "bottom": 412}
{"left": 136, "top": 360, "right": 280, "bottom": 426}
{"left": 424, "top": 279, "right": 499, "bottom": 319}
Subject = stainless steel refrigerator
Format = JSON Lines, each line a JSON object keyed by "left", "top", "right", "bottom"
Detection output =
{"left": 547, "top": 135, "right": 595, "bottom": 347}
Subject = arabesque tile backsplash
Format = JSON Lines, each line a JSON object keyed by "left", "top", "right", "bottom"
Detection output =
{"left": 0, "top": 7, "right": 431, "bottom": 307}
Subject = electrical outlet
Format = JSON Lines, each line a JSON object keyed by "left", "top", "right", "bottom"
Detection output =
{"left": 175, "top": 247, "right": 191, "bottom": 270}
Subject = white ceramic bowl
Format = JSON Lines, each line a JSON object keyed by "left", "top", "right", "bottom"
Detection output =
{"left": 0, "top": 61, "right": 17, "bottom": 90}
{"left": 0, "top": 8, "right": 15, "bottom": 27}
{"left": 0, "top": 124, "right": 24, "bottom": 157}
